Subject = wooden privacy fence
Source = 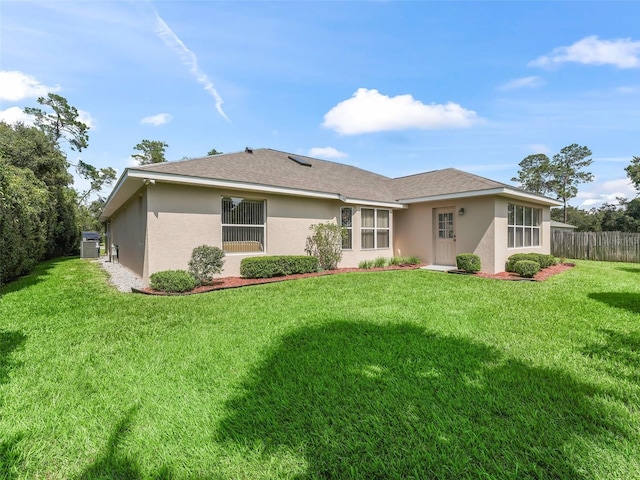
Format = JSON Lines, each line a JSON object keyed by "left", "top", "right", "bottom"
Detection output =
{"left": 552, "top": 231, "right": 640, "bottom": 263}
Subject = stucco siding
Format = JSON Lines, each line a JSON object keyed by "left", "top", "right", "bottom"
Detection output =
{"left": 108, "top": 188, "right": 147, "bottom": 279}
{"left": 131, "top": 183, "right": 396, "bottom": 280}
{"left": 494, "top": 197, "right": 552, "bottom": 273}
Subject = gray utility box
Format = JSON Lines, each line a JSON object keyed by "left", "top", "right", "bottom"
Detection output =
{"left": 81, "top": 241, "right": 100, "bottom": 259}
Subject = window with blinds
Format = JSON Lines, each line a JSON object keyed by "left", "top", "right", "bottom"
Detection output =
{"left": 221, "top": 197, "right": 265, "bottom": 253}
{"left": 361, "top": 208, "right": 390, "bottom": 249}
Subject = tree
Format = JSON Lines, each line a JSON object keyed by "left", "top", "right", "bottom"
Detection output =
{"left": 75, "top": 160, "right": 116, "bottom": 206}
{"left": 511, "top": 154, "right": 552, "bottom": 195}
{"left": 207, "top": 148, "right": 223, "bottom": 156}
{"left": 0, "top": 159, "right": 49, "bottom": 285}
{"left": 624, "top": 156, "right": 640, "bottom": 192}
{"left": 24, "top": 93, "right": 89, "bottom": 151}
{"left": 548, "top": 144, "right": 593, "bottom": 222}
{"left": 0, "top": 121, "right": 78, "bottom": 259}
{"left": 132, "top": 139, "right": 168, "bottom": 165}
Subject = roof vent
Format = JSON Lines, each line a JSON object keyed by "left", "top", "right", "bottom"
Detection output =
{"left": 245, "top": 147, "right": 253, "bottom": 154}
{"left": 288, "top": 155, "right": 312, "bottom": 167}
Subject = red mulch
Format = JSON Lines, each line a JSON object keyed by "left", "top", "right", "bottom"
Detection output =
{"left": 133, "top": 265, "right": 423, "bottom": 295}
{"left": 474, "top": 262, "right": 575, "bottom": 281}
{"left": 133, "top": 263, "right": 576, "bottom": 295}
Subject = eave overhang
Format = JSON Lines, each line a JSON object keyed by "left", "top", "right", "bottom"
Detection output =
{"left": 397, "top": 187, "right": 562, "bottom": 207}
{"left": 99, "top": 169, "right": 406, "bottom": 221}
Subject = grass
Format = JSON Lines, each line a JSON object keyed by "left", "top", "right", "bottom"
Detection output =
{"left": 1, "top": 258, "right": 639, "bottom": 479}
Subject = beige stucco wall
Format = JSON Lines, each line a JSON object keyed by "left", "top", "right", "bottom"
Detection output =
{"left": 394, "top": 195, "right": 552, "bottom": 274}
{"left": 494, "top": 197, "right": 551, "bottom": 273}
{"left": 108, "top": 188, "right": 148, "bottom": 279}
{"left": 113, "top": 182, "right": 397, "bottom": 281}
{"left": 394, "top": 197, "right": 496, "bottom": 271}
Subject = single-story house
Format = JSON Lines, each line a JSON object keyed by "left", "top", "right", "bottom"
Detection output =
{"left": 99, "top": 148, "right": 561, "bottom": 282}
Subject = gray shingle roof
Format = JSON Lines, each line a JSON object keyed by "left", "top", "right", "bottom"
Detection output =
{"left": 136, "top": 148, "right": 397, "bottom": 203}
{"left": 132, "top": 148, "right": 546, "bottom": 205}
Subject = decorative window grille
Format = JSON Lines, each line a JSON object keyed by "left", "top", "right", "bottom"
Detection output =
{"left": 341, "top": 207, "right": 353, "bottom": 249}
{"left": 221, "top": 197, "right": 265, "bottom": 253}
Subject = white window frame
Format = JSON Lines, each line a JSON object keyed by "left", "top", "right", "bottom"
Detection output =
{"left": 360, "top": 208, "right": 390, "bottom": 250}
{"left": 340, "top": 207, "right": 353, "bottom": 250}
{"left": 508, "top": 203, "right": 541, "bottom": 249}
{"left": 221, "top": 197, "right": 266, "bottom": 254}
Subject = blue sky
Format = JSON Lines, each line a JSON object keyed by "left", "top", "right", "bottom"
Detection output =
{"left": 1, "top": 1, "right": 639, "bottom": 208}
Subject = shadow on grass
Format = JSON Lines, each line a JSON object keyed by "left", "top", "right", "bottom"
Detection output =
{"left": 77, "top": 404, "right": 173, "bottom": 480}
{"left": 0, "top": 330, "right": 27, "bottom": 478}
{"left": 583, "top": 329, "right": 640, "bottom": 383}
{"left": 217, "top": 322, "right": 630, "bottom": 479}
{"left": 615, "top": 266, "right": 640, "bottom": 275}
{"left": 0, "top": 257, "right": 74, "bottom": 296}
{"left": 589, "top": 292, "right": 640, "bottom": 314}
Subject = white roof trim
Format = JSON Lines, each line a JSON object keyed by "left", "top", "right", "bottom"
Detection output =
{"left": 129, "top": 170, "right": 342, "bottom": 200}
{"left": 398, "top": 187, "right": 562, "bottom": 206}
{"left": 100, "top": 169, "right": 404, "bottom": 220}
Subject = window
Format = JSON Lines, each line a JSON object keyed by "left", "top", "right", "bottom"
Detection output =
{"left": 361, "top": 208, "right": 390, "bottom": 249}
{"left": 340, "top": 207, "right": 353, "bottom": 249}
{"left": 508, "top": 204, "right": 541, "bottom": 248}
{"left": 221, "top": 197, "right": 265, "bottom": 253}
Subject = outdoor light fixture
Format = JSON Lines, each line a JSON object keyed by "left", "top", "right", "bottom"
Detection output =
{"left": 143, "top": 178, "right": 155, "bottom": 186}
{"left": 459, "top": 208, "right": 465, "bottom": 215}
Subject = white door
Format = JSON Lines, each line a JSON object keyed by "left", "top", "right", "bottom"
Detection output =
{"left": 435, "top": 208, "right": 456, "bottom": 265}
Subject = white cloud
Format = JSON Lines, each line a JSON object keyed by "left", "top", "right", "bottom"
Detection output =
{"left": 529, "top": 36, "right": 640, "bottom": 69}
{"left": 322, "top": 88, "right": 480, "bottom": 135}
{"left": 0, "top": 70, "right": 60, "bottom": 102}
{"left": 498, "top": 76, "right": 545, "bottom": 91}
{"left": 308, "top": 147, "right": 348, "bottom": 159}
{"left": 77, "top": 109, "right": 95, "bottom": 129}
{"left": 154, "top": 11, "right": 229, "bottom": 121}
{"left": 0, "top": 106, "right": 33, "bottom": 124}
{"left": 141, "top": 113, "right": 173, "bottom": 126}
{"left": 576, "top": 178, "right": 636, "bottom": 208}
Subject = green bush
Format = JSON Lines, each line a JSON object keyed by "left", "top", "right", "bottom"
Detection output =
{"left": 305, "top": 222, "right": 345, "bottom": 270}
{"left": 456, "top": 253, "right": 481, "bottom": 273}
{"left": 513, "top": 260, "right": 540, "bottom": 278}
{"left": 240, "top": 256, "right": 319, "bottom": 279}
{"left": 188, "top": 245, "right": 225, "bottom": 285}
{"left": 373, "top": 257, "right": 388, "bottom": 268}
{"left": 506, "top": 253, "right": 539, "bottom": 272}
{"left": 537, "top": 254, "right": 558, "bottom": 269}
{"left": 358, "top": 260, "right": 374, "bottom": 269}
{"left": 149, "top": 270, "right": 197, "bottom": 293}
{"left": 507, "top": 253, "right": 557, "bottom": 272}
{"left": 404, "top": 256, "right": 421, "bottom": 266}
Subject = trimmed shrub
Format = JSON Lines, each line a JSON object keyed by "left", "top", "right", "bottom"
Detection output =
{"left": 537, "top": 254, "right": 558, "bottom": 269}
{"left": 506, "top": 253, "right": 540, "bottom": 272}
{"left": 507, "top": 253, "right": 557, "bottom": 271}
{"left": 150, "top": 270, "right": 196, "bottom": 293}
{"left": 513, "top": 260, "right": 540, "bottom": 278}
{"left": 456, "top": 253, "right": 481, "bottom": 273}
{"left": 188, "top": 245, "right": 225, "bottom": 285}
{"left": 373, "top": 257, "right": 388, "bottom": 268}
{"left": 240, "top": 256, "right": 319, "bottom": 279}
{"left": 305, "top": 222, "right": 345, "bottom": 270}
{"left": 359, "top": 260, "right": 374, "bottom": 269}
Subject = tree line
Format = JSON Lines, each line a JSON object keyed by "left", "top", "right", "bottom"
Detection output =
{"left": 0, "top": 92, "right": 223, "bottom": 286}
{"left": 512, "top": 145, "right": 640, "bottom": 232}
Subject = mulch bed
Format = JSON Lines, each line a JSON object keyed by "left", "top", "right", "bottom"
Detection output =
{"left": 472, "top": 262, "right": 575, "bottom": 281}
{"left": 133, "top": 264, "right": 424, "bottom": 295}
{"left": 133, "top": 263, "right": 576, "bottom": 295}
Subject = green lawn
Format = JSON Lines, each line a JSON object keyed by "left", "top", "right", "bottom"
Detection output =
{"left": 1, "top": 259, "right": 639, "bottom": 479}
